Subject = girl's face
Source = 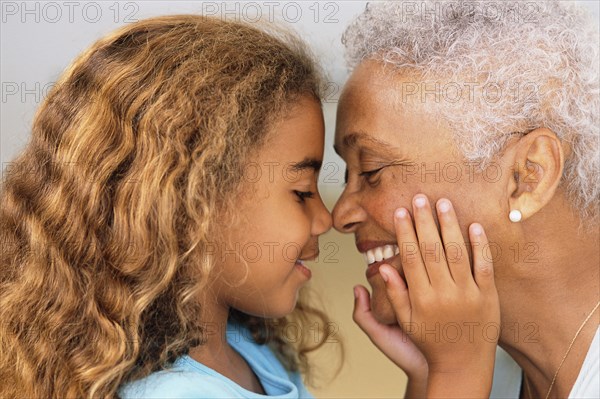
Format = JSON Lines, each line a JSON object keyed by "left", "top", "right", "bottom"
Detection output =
{"left": 213, "top": 96, "right": 332, "bottom": 318}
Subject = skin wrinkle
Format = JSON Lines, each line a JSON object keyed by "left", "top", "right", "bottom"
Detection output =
{"left": 335, "top": 132, "right": 415, "bottom": 167}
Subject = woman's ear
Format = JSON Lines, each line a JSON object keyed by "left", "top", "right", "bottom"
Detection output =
{"left": 506, "top": 128, "right": 565, "bottom": 222}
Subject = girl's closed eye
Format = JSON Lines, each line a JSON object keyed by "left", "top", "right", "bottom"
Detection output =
{"left": 294, "top": 190, "right": 315, "bottom": 203}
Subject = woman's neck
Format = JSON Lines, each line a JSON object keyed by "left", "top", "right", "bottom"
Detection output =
{"left": 498, "top": 218, "right": 599, "bottom": 398}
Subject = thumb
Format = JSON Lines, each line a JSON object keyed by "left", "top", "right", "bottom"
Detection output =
{"left": 352, "top": 285, "right": 375, "bottom": 334}
{"left": 352, "top": 285, "right": 389, "bottom": 341}
{"left": 378, "top": 264, "right": 412, "bottom": 324}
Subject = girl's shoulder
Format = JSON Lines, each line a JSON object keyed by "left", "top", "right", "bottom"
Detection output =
{"left": 118, "top": 364, "right": 239, "bottom": 399}
{"left": 118, "top": 321, "right": 314, "bottom": 399}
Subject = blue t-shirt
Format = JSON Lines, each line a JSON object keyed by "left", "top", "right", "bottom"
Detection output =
{"left": 119, "top": 322, "right": 313, "bottom": 399}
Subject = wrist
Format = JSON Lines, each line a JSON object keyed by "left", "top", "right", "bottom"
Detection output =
{"left": 427, "top": 344, "right": 497, "bottom": 374}
{"left": 405, "top": 375, "right": 428, "bottom": 399}
{"left": 406, "top": 367, "right": 428, "bottom": 385}
{"left": 426, "top": 360, "right": 495, "bottom": 399}
{"left": 429, "top": 349, "right": 496, "bottom": 374}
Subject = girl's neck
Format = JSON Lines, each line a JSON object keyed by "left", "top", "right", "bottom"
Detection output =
{"left": 187, "top": 300, "right": 267, "bottom": 395}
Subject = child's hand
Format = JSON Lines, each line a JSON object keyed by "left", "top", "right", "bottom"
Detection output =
{"left": 353, "top": 285, "right": 428, "bottom": 395}
{"left": 378, "top": 194, "right": 500, "bottom": 398}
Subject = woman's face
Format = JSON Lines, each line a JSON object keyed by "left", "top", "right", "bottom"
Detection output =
{"left": 214, "top": 96, "right": 332, "bottom": 318}
{"left": 332, "top": 61, "right": 514, "bottom": 324}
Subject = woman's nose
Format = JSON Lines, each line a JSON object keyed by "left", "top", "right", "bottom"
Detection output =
{"left": 332, "top": 189, "right": 364, "bottom": 233}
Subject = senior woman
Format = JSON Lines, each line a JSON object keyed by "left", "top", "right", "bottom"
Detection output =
{"left": 332, "top": 1, "right": 599, "bottom": 398}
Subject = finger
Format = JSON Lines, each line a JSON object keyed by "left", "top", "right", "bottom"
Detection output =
{"left": 352, "top": 285, "right": 421, "bottom": 370}
{"left": 394, "top": 207, "right": 430, "bottom": 292}
{"left": 352, "top": 285, "right": 385, "bottom": 338}
{"left": 411, "top": 194, "right": 452, "bottom": 287}
{"left": 435, "top": 198, "right": 472, "bottom": 286}
{"left": 379, "top": 264, "right": 412, "bottom": 324}
{"left": 469, "top": 223, "right": 495, "bottom": 291}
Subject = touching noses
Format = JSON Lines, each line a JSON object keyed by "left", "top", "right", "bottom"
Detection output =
{"left": 332, "top": 188, "right": 364, "bottom": 233}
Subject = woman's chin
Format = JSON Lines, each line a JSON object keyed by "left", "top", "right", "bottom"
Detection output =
{"left": 370, "top": 289, "right": 399, "bottom": 325}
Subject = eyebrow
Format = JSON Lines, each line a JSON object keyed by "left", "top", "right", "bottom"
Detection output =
{"left": 289, "top": 157, "right": 323, "bottom": 173}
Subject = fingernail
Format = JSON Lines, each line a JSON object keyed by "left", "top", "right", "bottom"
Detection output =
{"left": 353, "top": 287, "right": 359, "bottom": 299}
{"left": 437, "top": 199, "right": 451, "bottom": 213}
{"left": 379, "top": 266, "right": 391, "bottom": 282}
{"left": 395, "top": 208, "right": 407, "bottom": 220}
{"left": 471, "top": 223, "right": 483, "bottom": 235}
{"left": 414, "top": 195, "right": 427, "bottom": 208}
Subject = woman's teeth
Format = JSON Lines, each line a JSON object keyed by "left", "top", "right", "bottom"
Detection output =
{"left": 362, "top": 245, "right": 399, "bottom": 265}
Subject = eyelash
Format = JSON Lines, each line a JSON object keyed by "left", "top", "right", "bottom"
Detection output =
{"left": 294, "top": 190, "right": 315, "bottom": 203}
{"left": 359, "top": 167, "right": 385, "bottom": 179}
{"left": 361, "top": 167, "right": 385, "bottom": 186}
{"left": 343, "top": 167, "right": 385, "bottom": 186}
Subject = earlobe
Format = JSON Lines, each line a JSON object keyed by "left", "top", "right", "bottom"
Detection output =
{"left": 508, "top": 209, "right": 522, "bottom": 223}
{"left": 507, "top": 128, "right": 565, "bottom": 222}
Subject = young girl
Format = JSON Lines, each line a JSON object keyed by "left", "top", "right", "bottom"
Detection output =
{"left": 0, "top": 15, "right": 335, "bottom": 398}
{"left": 0, "top": 14, "right": 499, "bottom": 399}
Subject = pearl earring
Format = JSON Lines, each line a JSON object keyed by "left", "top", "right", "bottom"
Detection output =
{"left": 509, "top": 209, "right": 522, "bottom": 222}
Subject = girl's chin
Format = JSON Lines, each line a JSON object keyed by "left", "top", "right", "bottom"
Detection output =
{"left": 232, "top": 295, "right": 298, "bottom": 319}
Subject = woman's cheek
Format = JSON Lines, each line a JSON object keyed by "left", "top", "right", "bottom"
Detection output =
{"left": 363, "top": 186, "right": 412, "bottom": 226}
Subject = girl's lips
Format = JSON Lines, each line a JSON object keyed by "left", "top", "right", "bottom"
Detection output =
{"left": 295, "top": 260, "right": 312, "bottom": 279}
{"left": 366, "top": 254, "right": 404, "bottom": 280}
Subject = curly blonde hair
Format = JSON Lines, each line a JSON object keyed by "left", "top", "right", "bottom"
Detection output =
{"left": 0, "top": 14, "right": 338, "bottom": 398}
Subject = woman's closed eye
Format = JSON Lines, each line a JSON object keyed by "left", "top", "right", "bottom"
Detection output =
{"left": 341, "top": 166, "right": 386, "bottom": 186}
{"left": 346, "top": 160, "right": 412, "bottom": 187}
{"left": 359, "top": 167, "right": 385, "bottom": 179}
{"left": 359, "top": 166, "right": 386, "bottom": 186}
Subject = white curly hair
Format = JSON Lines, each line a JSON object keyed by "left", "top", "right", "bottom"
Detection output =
{"left": 342, "top": 0, "right": 599, "bottom": 228}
